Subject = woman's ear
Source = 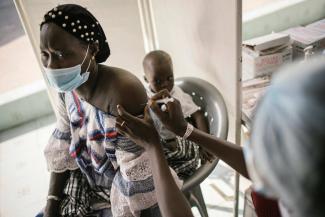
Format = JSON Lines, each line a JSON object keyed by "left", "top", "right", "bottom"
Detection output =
{"left": 90, "top": 42, "right": 99, "bottom": 57}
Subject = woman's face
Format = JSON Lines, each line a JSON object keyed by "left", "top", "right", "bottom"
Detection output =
{"left": 40, "top": 23, "right": 90, "bottom": 70}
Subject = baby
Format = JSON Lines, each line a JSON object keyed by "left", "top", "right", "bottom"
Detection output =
{"left": 143, "top": 50, "right": 213, "bottom": 179}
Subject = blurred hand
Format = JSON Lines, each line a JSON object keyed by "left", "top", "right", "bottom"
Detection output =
{"left": 149, "top": 89, "right": 188, "bottom": 137}
{"left": 116, "top": 105, "right": 161, "bottom": 150}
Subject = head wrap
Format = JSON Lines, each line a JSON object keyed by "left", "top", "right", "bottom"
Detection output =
{"left": 248, "top": 57, "right": 325, "bottom": 217}
{"left": 41, "top": 4, "right": 110, "bottom": 63}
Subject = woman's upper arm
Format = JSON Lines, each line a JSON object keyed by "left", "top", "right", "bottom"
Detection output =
{"left": 113, "top": 78, "right": 148, "bottom": 153}
{"left": 116, "top": 78, "right": 148, "bottom": 116}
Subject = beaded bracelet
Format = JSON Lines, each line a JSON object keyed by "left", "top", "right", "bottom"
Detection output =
{"left": 183, "top": 123, "right": 194, "bottom": 140}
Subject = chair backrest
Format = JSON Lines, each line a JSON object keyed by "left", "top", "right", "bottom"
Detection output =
{"left": 175, "top": 77, "right": 228, "bottom": 139}
{"left": 175, "top": 77, "right": 229, "bottom": 191}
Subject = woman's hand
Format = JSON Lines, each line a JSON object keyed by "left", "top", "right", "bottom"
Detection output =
{"left": 44, "top": 199, "right": 60, "bottom": 217}
{"left": 149, "top": 90, "right": 188, "bottom": 137}
{"left": 116, "top": 105, "right": 161, "bottom": 150}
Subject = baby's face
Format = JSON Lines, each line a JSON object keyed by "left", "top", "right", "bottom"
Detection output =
{"left": 144, "top": 61, "right": 174, "bottom": 93}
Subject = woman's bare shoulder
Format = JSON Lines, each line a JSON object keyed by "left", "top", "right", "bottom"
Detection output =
{"left": 101, "top": 66, "right": 148, "bottom": 115}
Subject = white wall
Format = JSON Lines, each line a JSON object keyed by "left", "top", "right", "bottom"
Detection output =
{"left": 151, "top": 0, "right": 241, "bottom": 141}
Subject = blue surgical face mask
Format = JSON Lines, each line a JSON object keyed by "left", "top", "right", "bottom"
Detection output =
{"left": 43, "top": 45, "right": 92, "bottom": 92}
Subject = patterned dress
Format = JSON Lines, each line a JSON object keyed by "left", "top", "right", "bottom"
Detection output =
{"left": 43, "top": 91, "right": 182, "bottom": 217}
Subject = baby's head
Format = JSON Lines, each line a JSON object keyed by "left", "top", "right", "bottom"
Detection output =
{"left": 143, "top": 50, "right": 174, "bottom": 93}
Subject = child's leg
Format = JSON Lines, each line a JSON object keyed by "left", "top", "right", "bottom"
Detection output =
{"left": 163, "top": 137, "right": 200, "bottom": 180}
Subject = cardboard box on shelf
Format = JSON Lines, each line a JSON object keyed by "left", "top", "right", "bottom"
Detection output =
{"left": 243, "top": 33, "right": 290, "bottom": 52}
{"left": 242, "top": 33, "right": 292, "bottom": 79}
{"left": 282, "top": 19, "right": 325, "bottom": 59}
{"left": 242, "top": 77, "right": 271, "bottom": 121}
{"left": 242, "top": 76, "right": 270, "bottom": 91}
{"left": 307, "top": 19, "right": 325, "bottom": 35}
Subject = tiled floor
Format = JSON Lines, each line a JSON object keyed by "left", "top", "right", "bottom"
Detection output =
{"left": 0, "top": 115, "right": 251, "bottom": 217}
